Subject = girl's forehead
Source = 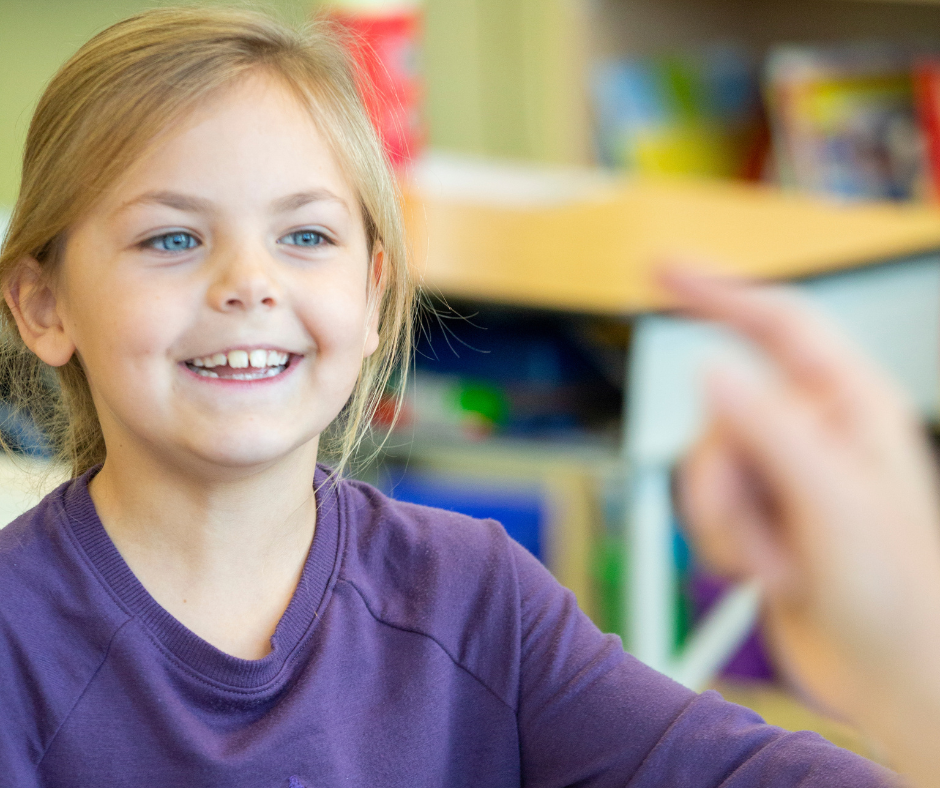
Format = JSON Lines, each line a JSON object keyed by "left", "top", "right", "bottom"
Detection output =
{"left": 102, "top": 73, "right": 360, "bottom": 215}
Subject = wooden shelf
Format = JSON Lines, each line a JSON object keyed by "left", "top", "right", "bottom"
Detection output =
{"left": 403, "top": 157, "right": 940, "bottom": 315}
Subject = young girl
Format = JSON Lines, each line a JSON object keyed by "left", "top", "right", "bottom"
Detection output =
{"left": 0, "top": 7, "right": 895, "bottom": 786}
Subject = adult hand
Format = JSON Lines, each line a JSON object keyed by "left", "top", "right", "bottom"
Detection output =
{"left": 666, "top": 269, "right": 940, "bottom": 787}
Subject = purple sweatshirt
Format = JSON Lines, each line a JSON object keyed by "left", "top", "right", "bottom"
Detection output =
{"left": 0, "top": 466, "right": 893, "bottom": 787}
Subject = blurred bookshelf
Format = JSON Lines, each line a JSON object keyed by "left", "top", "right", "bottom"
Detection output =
{"left": 378, "top": 152, "right": 940, "bottom": 755}
{"left": 389, "top": 147, "right": 940, "bottom": 637}
{"left": 380, "top": 0, "right": 940, "bottom": 745}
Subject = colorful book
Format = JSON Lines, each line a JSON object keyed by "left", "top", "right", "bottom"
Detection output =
{"left": 591, "top": 47, "right": 766, "bottom": 180}
{"left": 765, "top": 44, "right": 930, "bottom": 201}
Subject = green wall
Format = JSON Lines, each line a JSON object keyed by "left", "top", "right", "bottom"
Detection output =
{"left": 422, "top": 0, "right": 586, "bottom": 165}
{"left": 0, "top": 0, "right": 313, "bottom": 206}
{"left": 0, "top": 0, "right": 584, "bottom": 206}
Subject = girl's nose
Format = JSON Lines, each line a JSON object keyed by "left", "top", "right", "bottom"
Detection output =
{"left": 207, "top": 247, "right": 281, "bottom": 312}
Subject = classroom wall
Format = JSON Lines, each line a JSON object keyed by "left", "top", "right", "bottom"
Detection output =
{"left": 421, "top": 0, "right": 589, "bottom": 165}
{"left": 0, "top": 0, "right": 586, "bottom": 207}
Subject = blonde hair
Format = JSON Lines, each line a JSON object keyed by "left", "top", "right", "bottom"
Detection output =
{"left": 0, "top": 5, "right": 414, "bottom": 479}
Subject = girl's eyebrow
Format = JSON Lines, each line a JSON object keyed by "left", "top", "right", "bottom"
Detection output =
{"left": 116, "top": 189, "right": 350, "bottom": 216}
{"left": 271, "top": 189, "right": 350, "bottom": 215}
{"left": 117, "top": 190, "right": 213, "bottom": 215}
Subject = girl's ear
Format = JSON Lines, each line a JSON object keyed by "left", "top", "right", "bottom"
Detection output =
{"left": 363, "top": 246, "right": 386, "bottom": 359}
{"left": 3, "top": 257, "right": 75, "bottom": 367}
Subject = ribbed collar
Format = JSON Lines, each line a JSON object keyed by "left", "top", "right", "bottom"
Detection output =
{"left": 64, "top": 464, "right": 344, "bottom": 690}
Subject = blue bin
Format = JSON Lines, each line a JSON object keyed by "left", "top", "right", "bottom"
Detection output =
{"left": 387, "top": 473, "right": 544, "bottom": 562}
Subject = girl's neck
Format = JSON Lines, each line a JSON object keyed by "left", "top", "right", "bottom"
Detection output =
{"left": 87, "top": 440, "right": 321, "bottom": 660}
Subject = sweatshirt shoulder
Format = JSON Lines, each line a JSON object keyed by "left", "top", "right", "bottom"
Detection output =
{"left": 334, "top": 478, "right": 524, "bottom": 702}
{"left": 0, "top": 481, "right": 128, "bottom": 762}
{"left": 0, "top": 479, "right": 125, "bottom": 630}
{"left": 0, "top": 482, "right": 72, "bottom": 577}
{"left": 336, "top": 477, "right": 521, "bottom": 601}
{"left": 339, "top": 475, "right": 516, "bottom": 558}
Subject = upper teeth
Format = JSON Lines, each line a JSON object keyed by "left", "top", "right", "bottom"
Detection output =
{"left": 190, "top": 349, "right": 289, "bottom": 369}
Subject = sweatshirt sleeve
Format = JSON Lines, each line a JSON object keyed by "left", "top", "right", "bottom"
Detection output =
{"left": 510, "top": 540, "right": 897, "bottom": 788}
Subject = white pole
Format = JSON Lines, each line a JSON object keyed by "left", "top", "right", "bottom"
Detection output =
{"left": 669, "top": 580, "right": 762, "bottom": 692}
{"left": 626, "top": 466, "right": 675, "bottom": 673}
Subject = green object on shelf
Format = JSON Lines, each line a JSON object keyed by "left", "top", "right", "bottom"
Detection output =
{"left": 592, "top": 534, "right": 625, "bottom": 639}
{"left": 675, "top": 573, "right": 694, "bottom": 652}
{"left": 457, "top": 381, "right": 509, "bottom": 426}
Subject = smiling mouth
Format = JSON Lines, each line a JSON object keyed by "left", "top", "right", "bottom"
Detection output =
{"left": 184, "top": 349, "right": 293, "bottom": 381}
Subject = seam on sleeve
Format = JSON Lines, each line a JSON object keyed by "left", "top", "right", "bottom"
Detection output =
{"left": 505, "top": 533, "right": 525, "bottom": 719}
{"left": 36, "top": 617, "right": 135, "bottom": 767}
{"left": 625, "top": 691, "right": 790, "bottom": 788}
{"left": 340, "top": 577, "right": 516, "bottom": 714}
{"left": 623, "top": 691, "right": 704, "bottom": 788}
{"left": 714, "top": 732, "right": 817, "bottom": 788}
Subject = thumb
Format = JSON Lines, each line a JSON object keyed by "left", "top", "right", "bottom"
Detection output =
{"left": 700, "top": 365, "right": 835, "bottom": 595}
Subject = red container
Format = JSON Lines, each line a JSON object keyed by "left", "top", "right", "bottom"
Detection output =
{"left": 915, "top": 59, "right": 940, "bottom": 201}
{"left": 327, "top": 1, "right": 424, "bottom": 167}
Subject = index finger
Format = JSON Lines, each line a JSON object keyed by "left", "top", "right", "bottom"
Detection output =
{"left": 658, "top": 266, "right": 901, "bottom": 412}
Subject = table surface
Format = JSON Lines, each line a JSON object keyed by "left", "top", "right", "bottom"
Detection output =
{"left": 402, "top": 160, "right": 940, "bottom": 314}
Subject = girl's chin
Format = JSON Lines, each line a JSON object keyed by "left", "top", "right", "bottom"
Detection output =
{"left": 179, "top": 432, "right": 321, "bottom": 474}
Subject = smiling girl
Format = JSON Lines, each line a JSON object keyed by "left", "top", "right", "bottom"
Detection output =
{"left": 0, "top": 7, "right": 896, "bottom": 787}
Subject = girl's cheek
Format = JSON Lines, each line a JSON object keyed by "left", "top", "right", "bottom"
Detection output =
{"left": 299, "top": 280, "right": 370, "bottom": 347}
{"left": 104, "top": 288, "right": 192, "bottom": 360}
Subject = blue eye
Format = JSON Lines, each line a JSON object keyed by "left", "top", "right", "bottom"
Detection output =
{"left": 147, "top": 232, "right": 198, "bottom": 252}
{"left": 281, "top": 230, "right": 328, "bottom": 248}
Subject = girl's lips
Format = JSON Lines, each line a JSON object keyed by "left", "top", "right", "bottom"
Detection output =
{"left": 180, "top": 353, "right": 302, "bottom": 384}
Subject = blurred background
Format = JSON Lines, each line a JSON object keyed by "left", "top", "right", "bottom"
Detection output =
{"left": 7, "top": 0, "right": 940, "bottom": 763}
{"left": 8, "top": 0, "right": 940, "bottom": 196}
